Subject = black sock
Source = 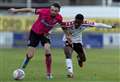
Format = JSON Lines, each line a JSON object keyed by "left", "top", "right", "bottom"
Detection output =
{"left": 20, "top": 56, "right": 30, "bottom": 69}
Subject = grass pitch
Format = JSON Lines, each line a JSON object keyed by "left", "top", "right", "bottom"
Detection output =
{"left": 0, "top": 48, "right": 120, "bottom": 82}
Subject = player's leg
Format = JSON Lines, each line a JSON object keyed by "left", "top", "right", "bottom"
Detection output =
{"left": 40, "top": 36, "right": 52, "bottom": 79}
{"left": 44, "top": 43, "right": 52, "bottom": 79}
{"left": 20, "top": 30, "right": 39, "bottom": 69}
{"left": 64, "top": 41, "right": 74, "bottom": 78}
{"left": 73, "top": 43, "right": 86, "bottom": 67}
{"left": 20, "top": 47, "right": 36, "bottom": 69}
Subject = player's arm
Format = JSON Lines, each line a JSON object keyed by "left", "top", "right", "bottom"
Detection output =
{"left": 82, "top": 20, "right": 116, "bottom": 28}
{"left": 63, "top": 29, "right": 72, "bottom": 44}
{"left": 61, "top": 24, "right": 69, "bottom": 35}
{"left": 94, "top": 23, "right": 114, "bottom": 28}
{"left": 61, "top": 22, "right": 72, "bottom": 44}
{"left": 61, "top": 21, "right": 71, "bottom": 35}
{"left": 9, "top": 8, "right": 35, "bottom": 13}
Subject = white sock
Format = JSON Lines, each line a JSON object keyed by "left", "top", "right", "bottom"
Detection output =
{"left": 66, "top": 59, "right": 73, "bottom": 73}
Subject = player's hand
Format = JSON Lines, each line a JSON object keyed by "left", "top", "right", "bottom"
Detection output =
{"left": 8, "top": 8, "right": 17, "bottom": 13}
{"left": 66, "top": 35, "right": 72, "bottom": 45}
{"left": 112, "top": 23, "right": 118, "bottom": 28}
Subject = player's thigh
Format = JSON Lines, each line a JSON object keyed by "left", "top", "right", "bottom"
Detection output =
{"left": 39, "top": 35, "right": 51, "bottom": 53}
{"left": 73, "top": 43, "right": 86, "bottom": 61}
{"left": 40, "top": 35, "right": 51, "bottom": 47}
{"left": 64, "top": 41, "right": 73, "bottom": 54}
{"left": 73, "top": 43, "right": 85, "bottom": 55}
{"left": 28, "top": 30, "right": 40, "bottom": 48}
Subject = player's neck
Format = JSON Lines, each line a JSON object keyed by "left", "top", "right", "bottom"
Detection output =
{"left": 75, "top": 24, "right": 81, "bottom": 29}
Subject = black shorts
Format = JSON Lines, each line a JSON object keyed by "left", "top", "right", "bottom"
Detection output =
{"left": 73, "top": 43, "right": 86, "bottom": 62}
{"left": 65, "top": 41, "right": 86, "bottom": 61}
{"left": 28, "top": 30, "right": 50, "bottom": 47}
{"left": 73, "top": 43, "right": 85, "bottom": 55}
{"left": 65, "top": 41, "right": 85, "bottom": 54}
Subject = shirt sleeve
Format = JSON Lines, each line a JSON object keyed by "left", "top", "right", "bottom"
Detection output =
{"left": 57, "top": 15, "right": 63, "bottom": 25}
{"left": 82, "top": 20, "right": 96, "bottom": 27}
{"left": 61, "top": 21, "right": 74, "bottom": 29}
{"left": 82, "top": 20, "right": 112, "bottom": 28}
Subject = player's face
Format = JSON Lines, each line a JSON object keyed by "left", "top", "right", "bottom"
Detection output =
{"left": 75, "top": 19, "right": 83, "bottom": 28}
{"left": 50, "top": 6, "right": 60, "bottom": 17}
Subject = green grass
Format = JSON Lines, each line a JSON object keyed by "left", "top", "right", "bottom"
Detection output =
{"left": 0, "top": 48, "right": 120, "bottom": 82}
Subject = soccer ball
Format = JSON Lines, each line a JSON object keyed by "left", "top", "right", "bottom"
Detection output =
{"left": 13, "top": 69, "right": 25, "bottom": 80}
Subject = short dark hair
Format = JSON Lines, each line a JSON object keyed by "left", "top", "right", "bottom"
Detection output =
{"left": 51, "top": 2, "right": 61, "bottom": 10}
{"left": 75, "top": 14, "right": 84, "bottom": 20}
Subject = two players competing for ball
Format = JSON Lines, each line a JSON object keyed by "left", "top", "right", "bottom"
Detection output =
{"left": 9, "top": 3, "right": 116, "bottom": 79}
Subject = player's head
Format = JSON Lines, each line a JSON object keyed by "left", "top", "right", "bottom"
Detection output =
{"left": 50, "top": 2, "right": 61, "bottom": 17}
{"left": 75, "top": 14, "right": 84, "bottom": 27}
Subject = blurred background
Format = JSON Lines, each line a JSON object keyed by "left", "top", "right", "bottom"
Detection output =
{"left": 0, "top": 0, "right": 119, "bottom": 48}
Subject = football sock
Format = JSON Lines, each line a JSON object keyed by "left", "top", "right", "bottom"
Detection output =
{"left": 66, "top": 58, "right": 73, "bottom": 73}
{"left": 45, "top": 54, "right": 52, "bottom": 75}
{"left": 20, "top": 55, "right": 30, "bottom": 69}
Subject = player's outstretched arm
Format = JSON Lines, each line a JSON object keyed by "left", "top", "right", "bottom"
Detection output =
{"left": 82, "top": 20, "right": 116, "bottom": 29}
{"left": 8, "top": 8, "right": 35, "bottom": 13}
{"left": 94, "top": 23, "right": 116, "bottom": 29}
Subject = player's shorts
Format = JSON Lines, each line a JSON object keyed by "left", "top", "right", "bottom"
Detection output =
{"left": 73, "top": 43, "right": 86, "bottom": 62}
{"left": 28, "top": 30, "right": 50, "bottom": 47}
{"left": 64, "top": 41, "right": 86, "bottom": 62}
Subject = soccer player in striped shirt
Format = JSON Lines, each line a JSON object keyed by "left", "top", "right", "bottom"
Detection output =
{"left": 62, "top": 13, "right": 115, "bottom": 78}
{"left": 9, "top": 2, "right": 63, "bottom": 79}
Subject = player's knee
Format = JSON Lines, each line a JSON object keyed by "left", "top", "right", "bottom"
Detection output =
{"left": 26, "top": 53, "right": 34, "bottom": 59}
{"left": 65, "top": 52, "right": 71, "bottom": 58}
{"left": 78, "top": 54, "right": 86, "bottom": 62}
{"left": 83, "top": 58, "right": 86, "bottom": 62}
{"left": 82, "top": 55, "right": 86, "bottom": 62}
{"left": 26, "top": 47, "right": 35, "bottom": 59}
{"left": 44, "top": 43, "right": 51, "bottom": 54}
{"left": 64, "top": 47, "right": 72, "bottom": 59}
{"left": 66, "top": 54, "right": 71, "bottom": 59}
{"left": 44, "top": 43, "right": 50, "bottom": 49}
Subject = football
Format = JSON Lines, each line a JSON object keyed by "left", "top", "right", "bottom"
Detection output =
{"left": 13, "top": 69, "right": 25, "bottom": 80}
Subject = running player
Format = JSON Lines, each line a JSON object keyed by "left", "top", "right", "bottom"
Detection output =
{"left": 62, "top": 13, "right": 115, "bottom": 78}
{"left": 9, "top": 2, "right": 63, "bottom": 79}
